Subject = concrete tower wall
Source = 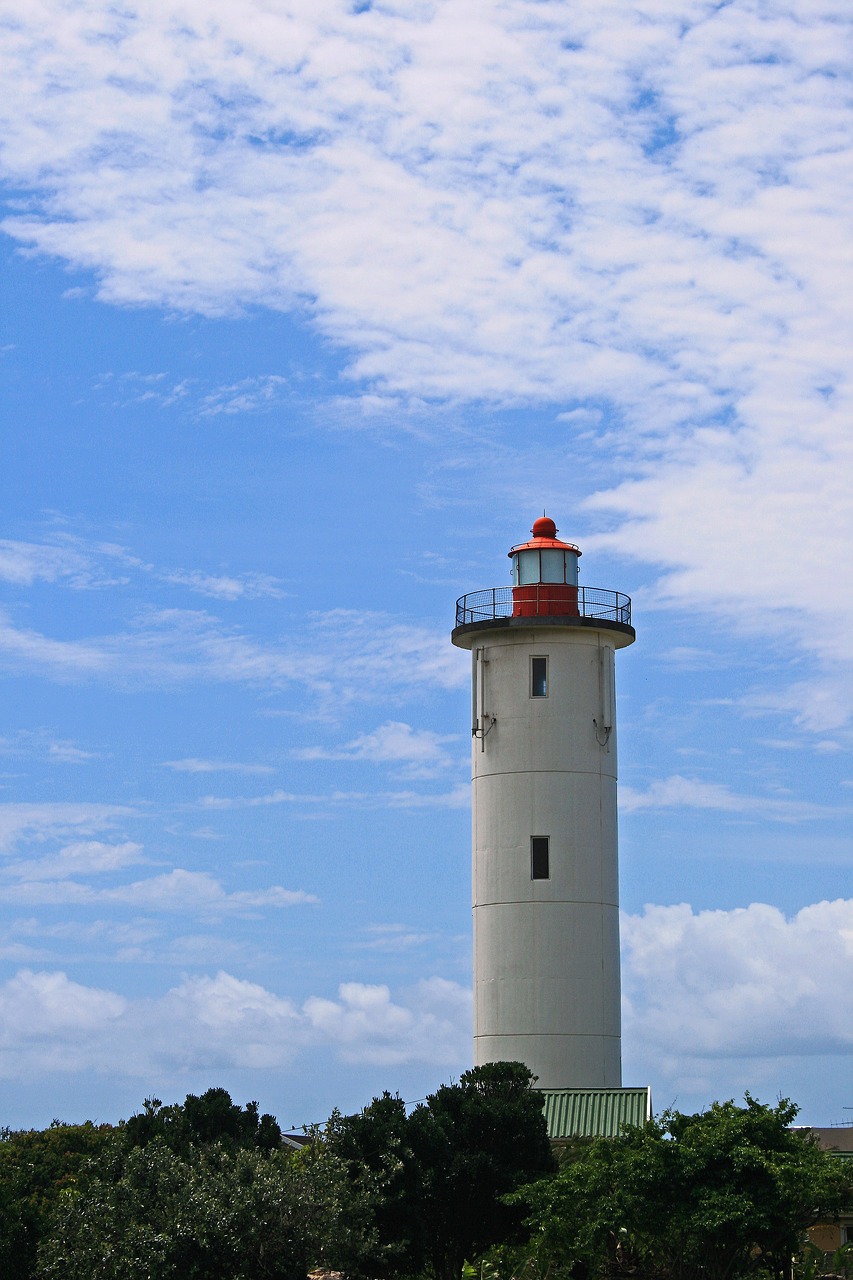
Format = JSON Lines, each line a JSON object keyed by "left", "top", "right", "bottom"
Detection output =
{"left": 460, "top": 621, "right": 630, "bottom": 1089}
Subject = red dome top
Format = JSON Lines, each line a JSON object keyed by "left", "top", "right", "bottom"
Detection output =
{"left": 532, "top": 516, "right": 557, "bottom": 539}
{"left": 508, "top": 515, "right": 581, "bottom": 558}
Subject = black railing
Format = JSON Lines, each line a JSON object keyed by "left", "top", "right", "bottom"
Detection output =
{"left": 455, "top": 585, "right": 632, "bottom": 628}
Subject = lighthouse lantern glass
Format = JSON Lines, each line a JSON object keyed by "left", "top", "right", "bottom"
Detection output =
{"left": 516, "top": 550, "right": 540, "bottom": 585}
{"left": 540, "top": 549, "right": 565, "bottom": 583}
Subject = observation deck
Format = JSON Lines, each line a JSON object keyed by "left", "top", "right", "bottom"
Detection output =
{"left": 452, "top": 584, "right": 634, "bottom": 646}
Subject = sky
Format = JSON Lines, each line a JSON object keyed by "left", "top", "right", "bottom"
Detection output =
{"left": 0, "top": 0, "right": 851, "bottom": 1132}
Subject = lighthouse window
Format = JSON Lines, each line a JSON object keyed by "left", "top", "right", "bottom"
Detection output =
{"left": 540, "top": 548, "right": 565, "bottom": 583}
{"left": 531, "top": 836, "right": 550, "bottom": 880}
{"left": 531, "top": 656, "right": 548, "bottom": 697}
{"left": 517, "top": 549, "right": 541, "bottom": 584}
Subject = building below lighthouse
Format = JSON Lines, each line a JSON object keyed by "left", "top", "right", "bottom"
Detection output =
{"left": 451, "top": 516, "right": 639, "bottom": 1102}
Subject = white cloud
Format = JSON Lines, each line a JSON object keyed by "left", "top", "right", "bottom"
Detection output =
{"left": 359, "top": 924, "right": 439, "bottom": 952}
{"left": 0, "top": 1, "right": 850, "bottom": 728}
{"left": 303, "top": 611, "right": 468, "bottom": 698}
{"left": 4, "top": 840, "right": 145, "bottom": 881}
{"left": 622, "top": 898, "right": 853, "bottom": 1064}
{"left": 621, "top": 775, "right": 745, "bottom": 813}
{"left": 2, "top": 3, "right": 848, "bottom": 410}
{"left": 93, "top": 371, "right": 191, "bottom": 410}
{"left": 1, "top": 916, "right": 258, "bottom": 969}
{"left": 303, "top": 977, "right": 470, "bottom": 1067}
{"left": 555, "top": 408, "right": 602, "bottom": 430}
{"left": 43, "top": 739, "right": 99, "bottom": 764}
{"left": 296, "top": 720, "right": 459, "bottom": 777}
{"left": 0, "top": 869, "right": 317, "bottom": 915}
{"left": 160, "top": 570, "right": 288, "bottom": 601}
{"left": 620, "top": 774, "right": 842, "bottom": 823}
{"left": 0, "top": 970, "right": 126, "bottom": 1045}
{"left": 91, "top": 370, "right": 293, "bottom": 420}
{"left": 0, "top": 533, "right": 287, "bottom": 602}
{"left": 0, "top": 539, "right": 113, "bottom": 588}
{"left": 0, "top": 730, "right": 99, "bottom": 764}
{"left": 0, "top": 604, "right": 466, "bottom": 702}
{"left": 145, "top": 972, "right": 304, "bottom": 1072}
{"left": 0, "top": 942, "right": 54, "bottom": 962}
{"left": 3, "top": 896, "right": 853, "bottom": 1095}
{"left": 0, "top": 611, "right": 115, "bottom": 680}
{"left": 585, "top": 437, "right": 853, "bottom": 731}
{"left": 198, "top": 783, "right": 470, "bottom": 811}
{"left": 0, "top": 968, "right": 470, "bottom": 1078}
{"left": 0, "top": 802, "right": 135, "bottom": 854}
{"left": 162, "top": 758, "right": 275, "bottom": 775}
{"left": 197, "top": 375, "right": 288, "bottom": 417}
{"left": 381, "top": 784, "right": 471, "bottom": 810}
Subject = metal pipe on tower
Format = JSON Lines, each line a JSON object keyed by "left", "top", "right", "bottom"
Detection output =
{"left": 451, "top": 516, "right": 635, "bottom": 1089}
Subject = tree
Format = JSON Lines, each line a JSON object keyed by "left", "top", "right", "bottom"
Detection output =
{"left": 329, "top": 1092, "right": 428, "bottom": 1278}
{"left": 36, "top": 1132, "right": 378, "bottom": 1280}
{"left": 1, "top": 1090, "right": 285, "bottom": 1280}
{"left": 123, "top": 1087, "right": 282, "bottom": 1154}
{"left": 521, "top": 1095, "right": 853, "bottom": 1280}
{"left": 332, "top": 1061, "right": 555, "bottom": 1280}
{"left": 411, "top": 1061, "right": 555, "bottom": 1280}
{"left": 0, "top": 1121, "right": 114, "bottom": 1280}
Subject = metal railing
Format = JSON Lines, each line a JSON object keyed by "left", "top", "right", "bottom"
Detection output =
{"left": 455, "top": 585, "right": 632, "bottom": 628}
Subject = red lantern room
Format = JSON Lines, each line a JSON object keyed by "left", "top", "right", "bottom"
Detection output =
{"left": 509, "top": 515, "right": 581, "bottom": 617}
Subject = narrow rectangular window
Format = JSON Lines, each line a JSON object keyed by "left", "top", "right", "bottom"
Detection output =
{"left": 531, "top": 656, "right": 548, "bottom": 697}
{"left": 540, "top": 548, "right": 565, "bottom": 583}
{"left": 531, "top": 836, "right": 550, "bottom": 880}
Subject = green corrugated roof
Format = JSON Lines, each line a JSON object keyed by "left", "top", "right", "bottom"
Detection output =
{"left": 541, "top": 1087, "right": 652, "bottom": 1140}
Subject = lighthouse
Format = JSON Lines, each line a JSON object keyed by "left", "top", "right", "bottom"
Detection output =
{"left": 451, "top": 516, "right": 635, "bottom": 1090}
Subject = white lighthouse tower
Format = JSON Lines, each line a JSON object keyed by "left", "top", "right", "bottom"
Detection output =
{"left": 451, "top": 516, "right": 635, "bottom": 1090}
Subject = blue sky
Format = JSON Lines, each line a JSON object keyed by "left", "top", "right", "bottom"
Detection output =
{"left": 1, "top": 0, "right": 851, "bottom": 1131}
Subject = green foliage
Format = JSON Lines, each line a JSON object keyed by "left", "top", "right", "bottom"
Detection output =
{"left": 0, "top": 1088, "right": 284, "bottom": 1279}
{"left": 0, "top": 1121, "right": 114, "bottom": 1280}
{"left": 462, "top": 1240, "right": 551, "bottom": 1280}
{"left": 328, "top": 1091, "right": 426, "bottom": 1278}
{"left": 123, "top": 1086, "right": 282, "bottom": 1154}
{"left": 797, "top": 1242, "right": 853, "bottom": 1280}
{"left": 13, "top": 1080, "right": 846, "bottom": 1280}
{"left": 35, "top": 1131, "right": 378, "bottom": 1280}
{"left": 411, "top": 1061, "right": 555, "bottom": 1280}
{"left": 521, "top": 1095, "right": 853, "bottom": 1280}
{"left": 332, "top": 1061, "right": 555, "bottom": 1280}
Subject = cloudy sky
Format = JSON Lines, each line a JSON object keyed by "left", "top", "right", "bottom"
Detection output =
{"left": 1, "top": 0, "right": 851, "bottom": 1131}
